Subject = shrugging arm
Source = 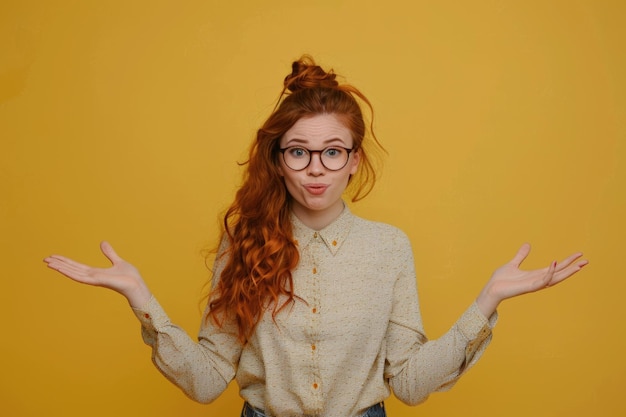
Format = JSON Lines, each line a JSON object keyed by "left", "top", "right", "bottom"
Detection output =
{"left": 384, "top": 259, "right": 497, "bottom": 405}
{"left": 132, "top": 296, "right": 242, "bottom": 403}
{"left": 132, "top": 238, "right": 240, "bottom": 404}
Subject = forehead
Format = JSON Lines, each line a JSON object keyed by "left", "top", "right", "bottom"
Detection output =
{"left": 280, "top": 114, "right": 352, "bottom": 146}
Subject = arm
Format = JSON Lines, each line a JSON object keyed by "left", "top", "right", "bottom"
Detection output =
{"left": 44, "top": 241, "right": 240, "bottom": 403}
{"left": 132, "top": 295, "right": 240, "bottom": 403}
{"left": 386, "top": 241, "right": 587, "bottom": 405}
{"left": 385, "top": 266, "right": 496, "bottom": 405}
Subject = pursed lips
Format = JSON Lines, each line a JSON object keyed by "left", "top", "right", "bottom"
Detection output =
{"left": 303, "top": 184, "right": 329, "bottom": 195}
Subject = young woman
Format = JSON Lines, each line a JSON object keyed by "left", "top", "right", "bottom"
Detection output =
{"left": 44, "top": 56, "right": 587, "bottom": 417}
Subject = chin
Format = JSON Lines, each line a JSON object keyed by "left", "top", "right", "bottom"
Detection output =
{"left": 309, "top": 199, "right": 342, "bottom": 213}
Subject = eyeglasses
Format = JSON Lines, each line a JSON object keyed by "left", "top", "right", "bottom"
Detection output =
{"left": 279, "top": 146, "right": 354, "bottom": 171}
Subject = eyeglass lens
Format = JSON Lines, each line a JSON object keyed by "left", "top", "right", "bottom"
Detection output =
{"left": 281, "top": 146, "right": 351, "bottom": 171}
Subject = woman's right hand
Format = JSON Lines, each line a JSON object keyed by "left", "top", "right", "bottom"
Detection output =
{"left": 44, "top": 241, "right": 152, "bottom": 308}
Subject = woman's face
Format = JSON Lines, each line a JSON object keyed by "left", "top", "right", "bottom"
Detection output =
{"left": 278, "top": 113, "right": 360, "bottom": 230}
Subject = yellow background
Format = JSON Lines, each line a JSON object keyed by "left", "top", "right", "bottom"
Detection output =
{"left": 1, "top": 1, "right": 624, "bottom": 416}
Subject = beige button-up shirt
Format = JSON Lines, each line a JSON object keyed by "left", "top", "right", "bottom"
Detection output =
{"left": 133, "top": 206, "right": 496, "bottom": 416}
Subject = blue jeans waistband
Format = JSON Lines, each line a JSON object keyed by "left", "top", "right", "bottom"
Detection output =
{"left": 241, "top": 401, "right": 386, "bottom": 417}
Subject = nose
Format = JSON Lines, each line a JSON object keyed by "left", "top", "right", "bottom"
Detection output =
{"left": 306, "top": 152, "right": 325, "bottom": 175}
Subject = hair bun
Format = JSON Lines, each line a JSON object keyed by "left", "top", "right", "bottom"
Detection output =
{"left": 283, "top": 55, "right": 338, "bottom": 93}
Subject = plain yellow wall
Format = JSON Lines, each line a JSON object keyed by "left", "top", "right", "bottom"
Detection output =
{"left": 1, "top": 1, "right": 624, "bottom": 416}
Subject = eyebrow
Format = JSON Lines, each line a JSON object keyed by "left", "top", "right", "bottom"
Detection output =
{"left": 283, "top": 137, "right": 348, "bottom": 146}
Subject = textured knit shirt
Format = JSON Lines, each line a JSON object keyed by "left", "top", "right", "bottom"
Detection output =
{"left": 132, "top": 206, "right": 497, "bottom": 417}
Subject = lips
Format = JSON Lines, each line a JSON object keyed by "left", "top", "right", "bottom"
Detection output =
{"left": 304, "top": 184, "right": 328, "bottom": 195}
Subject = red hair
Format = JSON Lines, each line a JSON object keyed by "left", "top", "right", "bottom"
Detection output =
{"left": 208, "top": 56, "right": 383, "bottom": 343}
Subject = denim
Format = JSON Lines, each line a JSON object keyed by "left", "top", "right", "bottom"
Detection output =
{"left": 240, "top": 401, "right": 386, "bottom": 417}
{"left": 241, "top": 402, "right": 268, "bottom": 417}
{"left": 361, "top": 402, "right": 386, "bottom": 417}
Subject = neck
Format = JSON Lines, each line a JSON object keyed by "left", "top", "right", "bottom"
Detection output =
{"left": 291, "top": 200, "right": 345, "bottom": 231}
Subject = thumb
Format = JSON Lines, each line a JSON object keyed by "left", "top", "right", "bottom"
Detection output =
{"left": 100, "top": 241, "right": 123, "bottom": 265}
{"left": 510, "top": 243, "right": 531, "bottom": 267}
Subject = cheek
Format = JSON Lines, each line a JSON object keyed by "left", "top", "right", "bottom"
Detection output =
{"left": 281, "top": 170, "right": 299, "bottom": 191}
{"left": 349, "top": 152, "right": 361, "bottom": 175}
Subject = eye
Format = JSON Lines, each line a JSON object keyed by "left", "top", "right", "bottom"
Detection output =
{"left": 288, "top": 147, "right": 308, "bottom": 158}
{"left": 323, "top": 147, "right": 344, "bottom": 158}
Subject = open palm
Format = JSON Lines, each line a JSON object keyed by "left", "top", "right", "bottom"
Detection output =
{"left": 44, "top": 241, "right": 151, "bottom": 307}
{"left": 477, "top": 243, "right": 588, "bottom": 316}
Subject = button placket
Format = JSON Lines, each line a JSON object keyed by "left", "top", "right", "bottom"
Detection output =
{"left": 308, "top": 232, "right": 322, "bottom": 402}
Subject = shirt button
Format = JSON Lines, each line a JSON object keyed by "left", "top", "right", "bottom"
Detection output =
{"left": 312, "top": 267, "right": 317, "bottom": 274}
{"left": 313, "top": 232, "right": 318, "bottom": 238}
{"left": 313, "top": 383, "right": 318, "bottom": 389}
{"left": 312, "top": 307, "right": 317, "bottom": 313}
{"left": 311, "top": 344, "right": 316, "bottom": 350}
{"left": 332, "top": 240, "right": 337, "bottom": 246}
{"left": 144, "top": 313, "right": 150, "bottom": 319}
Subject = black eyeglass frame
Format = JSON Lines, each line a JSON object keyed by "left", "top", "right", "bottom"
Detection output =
{"left": 278, "top": 146, "right": 355, "bottom": 171}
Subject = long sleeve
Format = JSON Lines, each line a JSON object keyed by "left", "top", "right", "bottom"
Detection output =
{"left": 384, "top": 237, "right": 497, "bottom": 406}
{"left": 132, "top": 296, "right": 242, "bottom": 403}
{"left": 131, "top": 237, "right": 241, "bottom": 404}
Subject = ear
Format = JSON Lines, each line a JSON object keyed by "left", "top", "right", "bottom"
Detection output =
{"left": 349, "top": 149, "right": 361, "bottom": 175}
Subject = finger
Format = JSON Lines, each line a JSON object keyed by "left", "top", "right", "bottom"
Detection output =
{"left": 100, "top": 241, "right": 123, "bottom": 265}
{"left": 44, "top": 255, "right": 91, "bottom": 271}
{"left": 544, "top": 260, "right": 557, "bottom": 287}
{"left": 549, "top": 259, "right": 588, "bottom": 286}
{"left": 555, "top": 252, "right": 584, "bottom": 272}
{"left": 510, "top": 243, "right": 531, "bottom": 267}
{"left": 44, "top": 258, "right": 96, "bottom": 283}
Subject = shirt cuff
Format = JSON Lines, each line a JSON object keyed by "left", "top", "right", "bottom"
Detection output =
{"left": 131, "top": 295, "right": 171, "bottom": 332}
{"left": 457, "top": 301, "right": 498, "bottom": 343}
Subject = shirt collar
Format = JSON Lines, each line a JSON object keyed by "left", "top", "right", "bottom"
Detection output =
{"left": 291, "top": 204, "right": 354, "bottom": 256}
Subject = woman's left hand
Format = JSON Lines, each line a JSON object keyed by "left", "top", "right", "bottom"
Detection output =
{"left": 476, "top": 243, "right": 588, "bottom": 317}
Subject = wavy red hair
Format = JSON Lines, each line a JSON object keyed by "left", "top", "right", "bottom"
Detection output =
{"left": 208, "top": 56, "right": 383, "bottom": 343}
